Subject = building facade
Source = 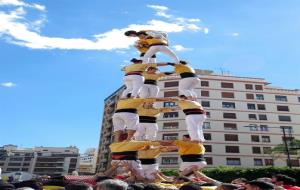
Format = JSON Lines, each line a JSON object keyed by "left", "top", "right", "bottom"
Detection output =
{"left": 78, "top": 148, "right": 97, "bottom": 174}
{"left": 0, "top": 145, "right": 79, "bottom": 176}
{"left": 96, "top": 70, "right": 300, "bottom": 171}
{"left": 96, "top": 86, "right": 125, "bottom": 172}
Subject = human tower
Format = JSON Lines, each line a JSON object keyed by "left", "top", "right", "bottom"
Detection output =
{"left": 100, "top": 30, "right": 208, "bottom": 182}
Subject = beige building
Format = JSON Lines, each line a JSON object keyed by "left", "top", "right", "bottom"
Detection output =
{"left": 96, "top": 70, "right": 300, "bottom": 171}
{"left": 0, "top": 145, "right": 79, "bottom": 176}
{"left": 79, "top": 148, "right": 97, "bottom": 174}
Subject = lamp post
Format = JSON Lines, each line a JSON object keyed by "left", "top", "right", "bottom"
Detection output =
{"left": 244, "top": 125, "right": 293, "bottom": 168}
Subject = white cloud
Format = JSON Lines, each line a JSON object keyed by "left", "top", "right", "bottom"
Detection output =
{"left": 1, "top": 82, "right": 16, "bottom": 87}
{"left": 0, "top": 1, "right": 208, "bottom": 50}
{"left": 173, "top": 45, "right": 193, "bottom": 52}
{"left": 231, "top": 32, "right": 239, "bottom": 37}
{"left": 0, "top": 0, "right": 46, "bottom": 11}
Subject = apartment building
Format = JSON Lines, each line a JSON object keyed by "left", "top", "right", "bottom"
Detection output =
{"left": 79, "top": 148, "right": 97, "bottom": 174}
{"left": 96, "top": 70, "right": 300, "bottom": 171}
{"left": 96, "top": 86, "right": 125, "bottom": 172}
{"left": 0, "top": 145, "right": 79, "bottom": 176}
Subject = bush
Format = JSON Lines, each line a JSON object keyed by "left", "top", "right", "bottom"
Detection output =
{"left": 162, "top": 166, "right": 300, "bottom": 185}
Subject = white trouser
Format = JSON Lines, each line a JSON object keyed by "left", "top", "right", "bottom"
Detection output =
{"left": 139, "top": 84, "right": 159, "bottom": 98}
{"left": 134, "top": 123, "right": 158, "bottom": 140}
{"left": 143, "top": 45, "right": 179, "bottom": 64}
{"left": 121, "top": 75, "right": 144, "bottom": 98}
{"left": 113, "top": 112, "right": 139, "bottom": 132}
{"left": 179, "top": 77, "right": 200, "bottom": 98}
{"left": 185, "top": 114, "right": 206, "bottom": 141}
{"left": 111, "top": 160, "right": 144, "bottom": 177}
{"left": 140, "top": 53, "right": 156, "bottom": 63}
{"left": 179, "top": 161, "right": 207, "bottom": 172}
{"left": 141, "top": 163, "right": 159, "bottom": 180}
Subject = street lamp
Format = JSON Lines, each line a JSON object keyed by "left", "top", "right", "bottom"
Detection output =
{"left": 244, "top": 125, "right": 294, "bottom": 168}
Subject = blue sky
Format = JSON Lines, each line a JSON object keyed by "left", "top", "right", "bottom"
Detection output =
{"left": 0, "top": 0, "right": 300, "bottom": 153}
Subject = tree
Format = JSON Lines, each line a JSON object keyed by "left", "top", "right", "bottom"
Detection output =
{"left": 271, "top": 139, "right": 300, "bottom": 160}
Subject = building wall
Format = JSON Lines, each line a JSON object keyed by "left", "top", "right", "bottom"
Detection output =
{"left": 0, "top": 145, "right": 80, "bottom": 176}
{"left": 96, "top": 70, "right": 300, "bottom": 171}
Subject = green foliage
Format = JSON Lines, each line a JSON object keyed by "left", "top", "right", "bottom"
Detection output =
{"left": 161, "top": 166, "right": 300, "bottom": 185}
{"left": 271, "top": 139, "right": 300, "bottom": 156}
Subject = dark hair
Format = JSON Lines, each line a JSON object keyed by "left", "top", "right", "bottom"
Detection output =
{"left": 130, "top": 58, "right": 142, "bottom": 63}
{"left": 13, "top": 180, "right": 43, "bottom": 190}
{"left": 124, "top": 30, "right": 137, "bottom": 36}
{"left": 65, "top": 182, "right": 92, "bottom": 190}
{"left": 0, "top": 182, "right": 15, "bottom": 190}
{"left": 175, "top": 176, "right": 192, "bottom": 182}
{"left": 143, "top": 184, "right": 162, "bottom": 190}
{"left": 183, "top": 134, "right": 190, "bottom": 139}
{"left": 247, "top": 181, "right": 274, "bottom": 190}
{"left": 232, "top": 178, "right": 248, "bottom": 183}
{"left": 219, "top": 183, "right": 239, "bottom": 190}
{"left": 274, "top": 174, "right": 296, "bottom": 185}
{"left": 179, "top": 60, "right": 188, "bottom": 65}
{"left": 179, "top": 95, "right": 187, "bottom": 99}
{"left": 137, "top": 31, "right": 147, "bottom": 36}
{"left": 127, "top": 184, "right": 144, "bottom": 190}
{"left": 179, "top": 183, "right": 202, "bottom": 190}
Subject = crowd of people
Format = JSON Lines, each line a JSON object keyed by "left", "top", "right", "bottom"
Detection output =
{"left": 0, "top": 173, "right": 299, "bottom": 190}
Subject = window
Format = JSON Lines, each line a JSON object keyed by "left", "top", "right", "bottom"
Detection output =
{"left": 259, "top": 114, "right": 267, "bottom": 120}
{"left": 277, "top": 106, "right": 289, "bottom": 112}
{"left": 9, "top": 157, "right": 23, "bottom": 161}
{"left": 8, "top": 163, "right": 22, "bottom": 166}
{"left": 163, "top": 112, "right": 178, "bottom": 118}
{"left": 290, "top": 160, "right": 300, "bottom": 167}
{"left": 263, "top": 147, "right": 272, "bottom": 154}
{"left": 222, "top": 92, "right": 235, "bottom": 98}
{"left": 226, "top": 158, "right": 241, "bottom": 165}
{"left": 254, "top": 158, "right": 263, "bottom": 166}
{"left": 298, "top": 97, "right": 300, "bottom": 102}
{"left": 206, "top": 112, "right": 211, "bottom": 118}
{"left": 265, "top": 159, "right": 274, "bottom": 166}
{"left": 162, "top": 133, "right": 178, "bottom": 140}
{"left": 224, "top": 134, "right": 239, "bottom": 141}
{"left": 24, "top": 157, "right": 32, "bottom": 161}
{"left": 260, "top": 125, "right": 269, "bottom": 131}
{"left": 222, "top": 102, "right": 236, "bottom": 109}
{"left": 204, "top": 145, "right": 212, "bottom": 152}
{"left": 255, "top": 85, "right": 263, "bottom": 90}
{"left": 256, "top": 94, "right": 264, "bottom": 100}
{"left": 252, "top": 147, "right": 261, "bottom": 154}
{"left": 221, "top": 82, "right": 234, "bottom": 88}
{"left": 164, "top": 91, "right": 179, "bottom": 97}
{"left": 201, "top": 90, "right": 209, "bottom": 97}
{"left": 205, "top": 157, "right": 213, "bottom": 165}
{"left": 281, "top": 126, "right": 293, "bottom": 134}
{"left": 203, "top": 122, "right": 211, "bottom": 129}
{"left": 246, "top": 93, "right": 254, "bottom": 99}
{"left": 262, "top": 136, "right": 271, "bottom": 143}
{"left": 21, "top": 168, "right": 29, "bottom": 171}
{"left": 161, "top": 157, "right": 178, "bottom": 165}
{"left": 249, "top": 114, "right": 257, "bottom": 120}
{"left": 251, "top": 135, "right": 260, "bottom": 142}
{"left": 257, "top": 104, "right": 266, "bottom": 110}
{"left": 245, "top": 84, "right": 253, "bottom": 90}
{"left": 201, "top": 101, "right": 210, "bottom": 107}
{"left": 223, "top": 113, "right": 237, "bottom": 119}
{"left": 204, "top": 133, "right": 212, "bottom": 140}
{"left": 225, "top": 146, "right": 240, "bottom": 153}
{"left": 249, "top": 124, "right": 259, "bottom": 131}
{"left": 164, "top": 102, "right": 177, "bottom": 107}
{"left": 164, "top": 81, "right": 179, "bottom": 87}
{"left": 275, "top": 95, "right": 288, "bottom": 102}
{"left": 224, "top": 123, "right": 237, "bottom": 130}
{"left": 247, "top": 103, "right": 256, "bottom": 110}
{"left": 278, "top": 115, "right": 291, "bottom": 122}
{"left": 163, "top": 122, "right": 179, "bottom": 130}
{"left": 201, "top": 81, "right": 209, "bottom": 87}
